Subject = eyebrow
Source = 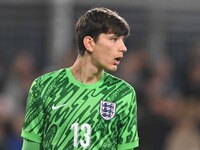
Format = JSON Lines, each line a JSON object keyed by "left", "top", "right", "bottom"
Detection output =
{"left": 111, "top": 34, "right": 126, "bottom": 40}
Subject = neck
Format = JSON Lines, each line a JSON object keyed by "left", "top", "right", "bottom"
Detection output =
{"left": 70, "top": 55, "right": 103, "bottom": 84}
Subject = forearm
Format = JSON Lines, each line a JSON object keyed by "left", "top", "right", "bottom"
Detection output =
{"left": 22, "top": 139, "right": 41, "bottom": 150}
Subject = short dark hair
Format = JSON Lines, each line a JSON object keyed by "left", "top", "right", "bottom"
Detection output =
{"left": 75, "top": 7, "right": 130, "bottom": 56}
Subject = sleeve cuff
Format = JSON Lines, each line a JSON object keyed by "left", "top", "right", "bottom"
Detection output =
{"left": 117, "top": 139, "right": 139, "bottom": 150}
{"left": 21, "top": 130, "right": 42, "bottom": 143}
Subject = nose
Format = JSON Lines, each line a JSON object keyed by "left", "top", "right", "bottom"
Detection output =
{"left": 119, "top": 40, "right": 127, "bottom": 52}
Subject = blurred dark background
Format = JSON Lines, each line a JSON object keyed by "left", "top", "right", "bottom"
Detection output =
{"left": 0, "top": 0, "right": 200, "bottom": 150}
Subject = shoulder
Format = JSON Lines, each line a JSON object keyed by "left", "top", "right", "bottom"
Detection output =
{"left": 34, "top": 68, "right": 67, "bottom": 85}
{"left": 35, "top": 69, "right": 66, "bottom": 82}
{"left": 29, "top": 68, "right": 68, "bottom": 99}
{"left": 104, "top": 72, "right": 136, "bottom": 97}
{"left": 104, "top": 72, "right": 134, "bottom": 90}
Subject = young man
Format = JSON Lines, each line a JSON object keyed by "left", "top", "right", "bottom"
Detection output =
{"left": 21, "top": 7, "right": 139, "bottom": 150}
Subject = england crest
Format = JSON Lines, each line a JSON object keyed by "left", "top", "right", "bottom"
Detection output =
{"left": 100, "top": 101, "right": 116, "bottom": 120}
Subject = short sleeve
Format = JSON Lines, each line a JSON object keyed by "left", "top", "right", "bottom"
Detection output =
{"left": 117, "top": 90, "right": 139, "bottom": 150}
{"left": 22, "top": 139, "right": 41, "bottom": 150}
{"left": 21, "top": 78, "right": 44, "bottom": 143}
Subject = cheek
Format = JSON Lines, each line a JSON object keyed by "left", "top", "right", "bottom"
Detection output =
{"left": 93, "top": 44, "right": 114, "bottom": 63}
{"left": 101, "top": 51, "right": 112, "bottom": 62}
{"left": 101, "top": 47, "right": 113, "bottom": 58}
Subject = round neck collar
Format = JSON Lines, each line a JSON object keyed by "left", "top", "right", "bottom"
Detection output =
{"left": 66, "top": 68, "right": 105, "bottom": 88}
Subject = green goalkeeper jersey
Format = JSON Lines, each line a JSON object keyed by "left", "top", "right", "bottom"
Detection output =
{"left": 21, "top": 68, "right": 139, "bottom": 150}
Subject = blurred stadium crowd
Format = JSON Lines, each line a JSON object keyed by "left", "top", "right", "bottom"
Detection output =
{"left": 0, "top": 1, "right": 200, "bottom": 150}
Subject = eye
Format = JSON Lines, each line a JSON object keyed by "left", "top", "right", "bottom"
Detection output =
{"left": 111, "top": 37, "right": 118, "bottom": 42}
{"left": 122, "top": 37, "right": 126, "bottom": 42}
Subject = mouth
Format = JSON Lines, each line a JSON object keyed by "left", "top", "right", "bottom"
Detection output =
{"left": 114, "top": 57, "right": 122, "bottom": 65}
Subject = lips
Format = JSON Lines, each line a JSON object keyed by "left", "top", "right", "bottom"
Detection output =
{"left": 114, "top": 56, "right": 123, "bottom": 65}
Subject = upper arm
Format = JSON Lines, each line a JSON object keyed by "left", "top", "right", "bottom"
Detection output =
{"left": 21, "top": 78, "right": 44, "bottom": 143}
{"left": 117, "top": 90, "right": 139, "bottom": 150}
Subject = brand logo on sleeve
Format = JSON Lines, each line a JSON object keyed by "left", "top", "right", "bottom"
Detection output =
{"left": 100, "top": 101, "right": 116, "bottom": 120}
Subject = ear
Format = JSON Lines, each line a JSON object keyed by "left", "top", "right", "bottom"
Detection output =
{"left": 83, "top": 36, "right": 95, "bottom": 53}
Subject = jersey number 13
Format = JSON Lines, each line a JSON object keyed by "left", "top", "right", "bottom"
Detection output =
{"left": 71, "top": 123, "right": 92, "bottom": 148}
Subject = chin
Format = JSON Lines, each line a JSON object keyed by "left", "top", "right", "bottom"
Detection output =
{"left": 105, "top": 66, "right": 118, "bottom": 72}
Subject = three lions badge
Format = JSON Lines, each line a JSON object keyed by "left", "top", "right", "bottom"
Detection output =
{"left": 100, "top": 101, "right": 116, "bottom": 120}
